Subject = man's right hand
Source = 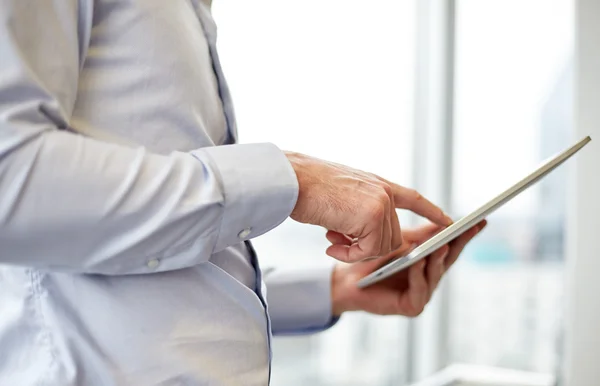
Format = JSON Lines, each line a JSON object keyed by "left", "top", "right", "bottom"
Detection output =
{"left": 285, "top": 152, "right": 453, "bottom": 263}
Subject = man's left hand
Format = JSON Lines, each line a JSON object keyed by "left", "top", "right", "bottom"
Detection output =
{"left": 329, "top": 220, "right": 487, "bottom": 317}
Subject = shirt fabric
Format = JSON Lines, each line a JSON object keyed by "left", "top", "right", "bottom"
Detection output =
{"left": 0, "top": 1, "right": 336, "bottom": 385}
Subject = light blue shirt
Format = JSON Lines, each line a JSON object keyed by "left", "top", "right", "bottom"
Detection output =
{"left": 0, "top": 1, "right": 336, "bottom": 385}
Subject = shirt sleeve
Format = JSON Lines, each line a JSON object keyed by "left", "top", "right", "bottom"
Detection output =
{"left": 0, "top": 0, "right": 298, "bottom": 274}
{"left": 264, "top": 263, "right": 340, "bottom": 335}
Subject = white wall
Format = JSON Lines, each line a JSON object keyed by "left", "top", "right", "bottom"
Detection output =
{"left": 564, "top": 0, "right": 600, "bottom": 385}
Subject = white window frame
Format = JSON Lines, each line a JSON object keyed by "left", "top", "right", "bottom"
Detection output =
{"left": 407, "top": 0, "right": 456, "bottom": 381}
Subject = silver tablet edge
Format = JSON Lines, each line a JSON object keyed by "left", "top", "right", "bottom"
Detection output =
{"left": 357, "top": 136, "right": 591, "bottom": 289}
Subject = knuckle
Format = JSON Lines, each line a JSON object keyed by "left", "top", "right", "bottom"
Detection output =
{"left": 368, "top": 200, "right": 386, "bottom": 221}
{"left": 381, "top": 182, "right": 393, "bottom": 197}
{"left": 411, "top": 189, "right": 423, "bottom": 202}
{"left": 376, "top": 189, "right": 390, "bottom": 204}
{"left": 376, "top": 193, "right": 391, "bottom": 213}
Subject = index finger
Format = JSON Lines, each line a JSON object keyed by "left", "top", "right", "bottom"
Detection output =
{"left": 386, "top": 181, "right": 452, "bottom": 226}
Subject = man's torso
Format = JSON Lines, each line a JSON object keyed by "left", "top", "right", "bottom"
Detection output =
{"left": 0, "top": 1, "right": 271, "bottom": 385}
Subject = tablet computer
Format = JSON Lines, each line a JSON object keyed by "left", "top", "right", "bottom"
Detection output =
{"left": 357, "top": 136, "right": 592, "bottom": 288}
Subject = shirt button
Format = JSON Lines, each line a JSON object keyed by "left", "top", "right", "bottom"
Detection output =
{"left": 147, "top": 259, "right": 160, "bottom": 269}
{"left": 238, "top": 227, "right": 252, "bottom": 239}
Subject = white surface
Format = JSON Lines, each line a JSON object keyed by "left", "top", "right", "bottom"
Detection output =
{"left": 564, "top": 0, "right": 600, "bottom": 385}
{"left": 410, "top": 364, "right": 554, "bottom": 386}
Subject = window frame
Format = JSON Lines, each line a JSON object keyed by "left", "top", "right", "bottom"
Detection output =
{"left": 407, "top": 0, "right": 457, "bottom": 381}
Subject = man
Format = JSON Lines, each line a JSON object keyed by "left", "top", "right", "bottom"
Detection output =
{"left": 0, "top": 1, "right": 485, "bottom": 385}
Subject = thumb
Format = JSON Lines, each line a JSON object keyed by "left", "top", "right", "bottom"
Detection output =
{"left": 358, "top": 238, "right": 417, "bottom": 274}
{"left": 402, "top": 223, "right": 444, "bottom": 245}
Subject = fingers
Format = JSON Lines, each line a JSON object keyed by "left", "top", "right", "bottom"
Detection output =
{"left": 355, "top": 242, "right": 418, "bottom": 277}
{"left": 287, "top": 152, "right": 450, "bottom": 263}
{"left": 444, "top": 219, "right": 487, "bottom": 270}
{"left": 377, "top": 182, "right": 401, "bottom": 256}
{"left": 379, "top": 196, "right": 393, "bottom": 258}
{"left": 371, "top": 220, "right": 487, "bottom": 317}
{"left": 326, "top": 219, "right": 441, "bottom": 264}
{"left": 326, "top": 230, "right": 405, "bottom": 264}
{"left": 401, "top": 249, "right": 446, "bottom": 318}
{"left": 402, "top": 222, "right": 444, "bottom": 245}
{"left": 326, "top": 230, "right": 352, "bottom": 246}
{"left": 406, "top": 260, "right": 428, "bottom": 316}
{"left": 425, "top": 245, "right": 450, "bottom": 301}
{"left": 329, "top": 195, "right": 388, "bottom": 261}
{"left": 328, "top": 181, "right": 402, "bottom": 261}
{"left": 382, "top": 179, "right": 452, "bottom": 227}
{"left": 384, "top": 180, "right": 403, "bottom": 251}
{"left": 389, "top": 205, "right": 403, "bottom": 251}
{"left": 327, "top": 230, "right": 382, "bottom": 263}
{"left": 399, "top": 219, "right": 487, "bottom": 316}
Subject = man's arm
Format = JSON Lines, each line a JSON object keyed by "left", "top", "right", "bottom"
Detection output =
{"left": 1, "top": 1, "right": 452, "bottom": 275}
{"left": 264, "top": 264, "right": 339, "bottom": 335}
{"left": 0, "top": 0, "right": 298, "bottom": 274}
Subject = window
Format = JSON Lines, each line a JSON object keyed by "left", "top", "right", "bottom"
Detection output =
{"left": 213, "top": 1, "right": 417, "bottom": 385}
{"left": 213, "top": 0, "right": 573, "bottom": 384}
{"left": 447, "top": 0, "right": 573, "bottom": 375}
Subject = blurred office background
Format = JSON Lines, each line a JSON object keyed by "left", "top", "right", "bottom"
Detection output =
{"left": 213, "top": 0, "right": 597, "bottom": 385}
